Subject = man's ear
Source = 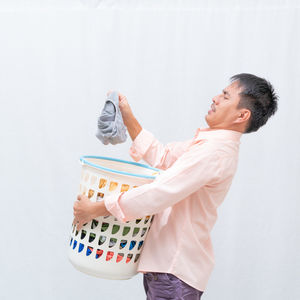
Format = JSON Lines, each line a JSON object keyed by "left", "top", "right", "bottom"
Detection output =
{"left": 234, "top": 109, "right": 251, "bottom": 124}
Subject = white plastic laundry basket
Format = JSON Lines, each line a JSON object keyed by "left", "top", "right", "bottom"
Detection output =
{"left": 68, "top": 155, "right": 160, "bottom": 280}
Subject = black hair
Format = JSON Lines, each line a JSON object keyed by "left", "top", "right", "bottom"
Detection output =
{"left": 230, "top": 73, "right": 278, "bottom": 133}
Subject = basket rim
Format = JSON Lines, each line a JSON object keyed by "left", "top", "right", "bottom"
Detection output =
{"left": 80, "top": 155, "right": 160, "bottom": 179}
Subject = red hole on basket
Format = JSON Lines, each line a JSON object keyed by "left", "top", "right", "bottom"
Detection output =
{"left": 116, "top": 253, "right": 124, "bottom": 263}
{"left": 106, "top": 251, "right": 114, "bottom": 261}
{"left": 126, "top": 254, "right": 133, "bottom": 263}
{"left": 96, "top": 249, "right": 103, "bottom": 259}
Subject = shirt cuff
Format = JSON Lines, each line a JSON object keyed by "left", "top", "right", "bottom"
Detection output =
{"left": 104, "top": 192, "right": 127, "bottom": 223}
{"left": 129, "top": 128, "right": 155, "bottom": 162}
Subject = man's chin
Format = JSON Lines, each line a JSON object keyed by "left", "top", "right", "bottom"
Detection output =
{"left": 204, "top": 114, "right": 210, "bottom": 125}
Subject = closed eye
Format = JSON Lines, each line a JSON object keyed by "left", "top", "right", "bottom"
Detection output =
{"left": 222, "top": 90, "right": 230, "bottom": 100}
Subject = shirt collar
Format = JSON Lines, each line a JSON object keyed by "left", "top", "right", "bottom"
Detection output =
{"left": 193, "top": 127, "right": 242, "bottom": 142}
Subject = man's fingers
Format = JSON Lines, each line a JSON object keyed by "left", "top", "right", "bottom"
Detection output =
{"left": 77, "top": 194, "right": 88, "bottom": 202}
{"left": 76, "top": 222, "right": 84, "bottom": 232}
{"left": 72, "top": 217, "right": 77, "bottom": 226}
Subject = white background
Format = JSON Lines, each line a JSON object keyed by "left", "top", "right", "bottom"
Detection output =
{"left": 0, "top": 1, "right": 299, "bottom": 299}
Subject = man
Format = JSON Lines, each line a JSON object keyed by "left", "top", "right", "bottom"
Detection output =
{"left": 73, "top": 73, "right": 278, "bottom": 299}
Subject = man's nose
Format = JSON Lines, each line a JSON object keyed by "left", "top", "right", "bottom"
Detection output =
{"left": 212, "top": 95, "right": 220, "bottom": 104}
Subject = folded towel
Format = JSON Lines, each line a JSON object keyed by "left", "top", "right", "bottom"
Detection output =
{"left": 96, "top": 91, "right": 127, "bottom": 145}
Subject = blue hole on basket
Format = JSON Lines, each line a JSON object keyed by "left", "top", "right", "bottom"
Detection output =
{"left": 129, "top": 241, "right": 136, "bottom": 250}
{"left": 78, "top": 243, "right": 84, "bottom": 253}
{"left": 73, "top": 240, "right": 77, "bottom": 250}
{"left": 70, "top": 237, "right": 73, "bottom": 246}
{"left": 86, "top": 246, "right": 93, "bottom": 256}
{"left": 119, "top": 240, "right": 127, "bottom": 249}
{"left": 138, "top": 241, "right": 144, "bottom": 250}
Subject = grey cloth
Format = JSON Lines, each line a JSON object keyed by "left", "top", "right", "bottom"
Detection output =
{"left": 143, "top": 272, "right": 204, "bottom": 300}
{"left": 95, "top": 91, "right": 127, "bottom": 145}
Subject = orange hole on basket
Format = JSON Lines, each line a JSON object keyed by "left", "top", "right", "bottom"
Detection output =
{"left": 109, "top": 181, "right": 118, "bottom": 191}
{"left": 121, "top": 184, "right": 130, "bottom": 192}
{"left": 88, "top": 189, "right": 94, "bottom": 198}
{"left": 97, "top": 192, "right": 104, "bottom": 201}
{"left": 99, "top": 178, "right": 107, "bottom": 189}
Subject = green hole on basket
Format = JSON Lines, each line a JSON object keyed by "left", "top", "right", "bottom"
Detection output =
{"left": 91, "top": 219, "right": 99, "bottom": 229}
{"left": 132, "top": 227, "right": 140, "bottom": 237}
{"left": 122, "top": 227, "right": 130, "bottom": 236}
{"left": 81, "top": 230, "right": 87, "bottom": 240}
{"left": 134, "top": 253, "right": 140, "bottom": 263}
{"left": 109, "top": 238, "right": 117, "bottom": 248}
{"left": 112, "top": 225, "right": 120, "bottom": 234}
{"left": 141, "top": 228, "right": 147, "bottom": 237}
{"left": 98, "top": 235, "right": 106, "bottom": 246}
{"left": 89, "top": 233, "right": 96, "bottom": 243}
{"left": 119, "top": 240, "right": 127, "bottom": 249}
{"left": 101, "top": 222, "right": 109, "bottom": 232}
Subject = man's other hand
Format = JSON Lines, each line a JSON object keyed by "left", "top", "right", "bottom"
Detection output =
{"left": 73, "top": 194, "right": 95, "bottom": 231}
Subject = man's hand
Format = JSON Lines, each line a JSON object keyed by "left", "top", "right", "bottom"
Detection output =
{"left": 106, "top": 90, "right": 142, "bottom": 141}
{"left": 73, "top": 194, "right": 96, "bottom": 231}
{"left": 106, "top": 90, "right": 134, "bottom": 121}
{"left": 73, "top": 194, "right": 111, "bottom": 231}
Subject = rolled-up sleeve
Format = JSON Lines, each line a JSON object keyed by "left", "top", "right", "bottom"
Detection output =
{"left": 129, "top": 128, "right": 193, "bottom": 170}
{"left": 129, "top": 128, "right": 156, "bottom": 162}
{"left": 104, "top": 141, "right": 223, "bottom": 222}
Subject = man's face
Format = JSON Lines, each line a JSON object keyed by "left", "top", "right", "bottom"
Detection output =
{"left": 205, "top": 80, "right": 244, "bottom": 130}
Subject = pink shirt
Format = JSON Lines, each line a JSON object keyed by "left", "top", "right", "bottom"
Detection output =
{"left": 104, "top": 127, "right": 242, "bottom": 291}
